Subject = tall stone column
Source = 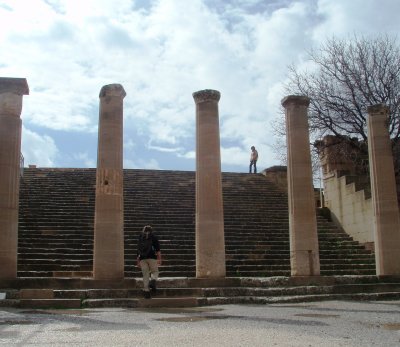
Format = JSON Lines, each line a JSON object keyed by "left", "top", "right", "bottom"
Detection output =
{"left": 281, "top": 95, "right": 320, "bottom": 276}
{"left": 193, "top": 89, "right": 226, "bottom": 278}
{"left": 367, "top": 104, "right": 400, "bottom": 276}
{"left": 94, "top": 84, "right": 126, "bottom": 280}
{"left": 0, "top": 77, "right": 29, "bottom": 279}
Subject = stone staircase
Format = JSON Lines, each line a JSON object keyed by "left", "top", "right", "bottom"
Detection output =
{"left": 1, "top": 276, "right": 400, "bottom": 309}
{"left": 1, "top": 167, "right": 399, "bottom": 308}
{"left": 17, "top": 168, "right": 376, "bottom": 278}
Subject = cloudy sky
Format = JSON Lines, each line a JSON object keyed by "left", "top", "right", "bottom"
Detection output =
{"left": 1, "top": 0, "right": 399, "bottom": 172}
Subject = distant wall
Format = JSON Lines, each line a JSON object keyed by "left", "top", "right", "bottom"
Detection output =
{"left": 263, "top": 166, "right": 323, "bottom": 209}
{"left": 263, "top": 163, "right": 374, "bottom": 246}
{"left": 323, "top": 171, "right": 374, "bottom": 246}
{"left": 262, "top": 166, "right": 287, "bottom": 192}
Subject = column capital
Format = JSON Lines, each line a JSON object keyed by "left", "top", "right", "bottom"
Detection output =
{"left": 0, "top": 77, "right": 29, "bottom": 95}
{"left": 281, "top": 95, "right": 310, "bottom": 108}
{"left": 367, "top": 104, "right": 389, "bottom": 116}
{"left": 193, "top": 89, "right": 220, "bottom": 104}
{"left": 99, "top": 84, "right": 126, "bottom": 98}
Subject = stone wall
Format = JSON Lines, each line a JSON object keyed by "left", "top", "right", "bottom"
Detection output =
{"left": 262, "top": 166, "right": 287, "bottom": 192}
{"left": 317, "top": 135, "right": 375, "bottom": 248}
{"left": 323, "top": 171, "right": 374, "bottom": 247}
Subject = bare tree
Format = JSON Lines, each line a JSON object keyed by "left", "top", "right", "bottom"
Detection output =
{"left": 271, "top": 109, "right": 323, "bottom": 186}
{"left": 274, "top": 34, "right": 400, "bottom": 173}
{"left": 288, "top": 35, "right": 400, "bottom": 142}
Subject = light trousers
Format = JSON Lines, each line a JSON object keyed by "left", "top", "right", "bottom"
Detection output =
{"left": 140, "top": 258, "right": 159, "bottom": 291}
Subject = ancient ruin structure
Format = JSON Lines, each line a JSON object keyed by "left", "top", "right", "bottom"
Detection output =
{"left": 367, "top": 104, "right": 400, "bottom": 275}
{"left": 2, "top": 77, "right": 400, "bottom": 308}
{"left": 0, "top": 77, "right": 29, "bottom": 279}
{"left": 93, "top": 84, "right": 126, "bottom": 280}
{"left": 282, "top": 95, "right": 320, "bottom": 276}
{"left": 317, "top": 135, "right": 373, "bottom": 248}
{"left": 193, "top": 89, "right": 226, "bottom": 278}
{"left": 1, "top": 75, "right": 400, "bottom": 287}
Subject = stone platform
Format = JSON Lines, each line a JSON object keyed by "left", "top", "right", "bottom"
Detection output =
{"left": 1, "top": 276, "right": 400, "bottom": 309}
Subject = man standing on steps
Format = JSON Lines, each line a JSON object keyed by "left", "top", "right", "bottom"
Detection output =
{"left": 249, "top": 146, "right": 259, "bottom": 174}
{"left": 137, "top": 225, "right": 162, "bottom": 299}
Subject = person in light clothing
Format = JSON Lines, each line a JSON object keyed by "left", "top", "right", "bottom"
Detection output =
{"left": 249, "top": 146, "right": 258, "bottom": 173}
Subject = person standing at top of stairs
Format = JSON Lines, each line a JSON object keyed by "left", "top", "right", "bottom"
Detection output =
{"left": 249, "top": 146, "right": 259, "bottom": 174}
{"left": 137, "top": 225, "right": 162, "bottom": 299}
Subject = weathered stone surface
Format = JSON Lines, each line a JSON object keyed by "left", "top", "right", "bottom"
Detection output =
{"left": 19, "top": 289, "right": 54, "bottom": 299}
{"left": 367, "top": 104, "right": 400, "bottom": 275}
{"left": 19, "top": 298, "right": 81, "bottom": 309}
{"left": 99, "top": 84, "right": 126, "bottom": 98}
{"left": 0, "top": 77, "right": 28, "bottom": 279}
{"left": 194, "top": 89, "right": 225, "bottom": 278}
{"left": 282, "top": 94, "right": 320, "bottom": 276}
{"left": 0, "top": 77, "right": 29, "bottom": 95}
{"left": 192, "top": 89, "right": 220, "bottom": 103}
{"left": 94, "top": 84, "right": 126, "bottom": 280}
{"left": 281, "top": 95, "right": 310, "bottom": 108}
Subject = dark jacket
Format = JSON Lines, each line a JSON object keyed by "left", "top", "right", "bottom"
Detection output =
{"left": 137, "top": 232, "right": 160, "bottom": 260}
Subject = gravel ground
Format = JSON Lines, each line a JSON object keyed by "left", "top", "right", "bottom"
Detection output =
{"left": 1, "top": 300, "right": 399, "bottom": 346}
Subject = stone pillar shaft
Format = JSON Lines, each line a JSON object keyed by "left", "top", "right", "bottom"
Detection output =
{"left": 94, "top": 84, "right": 126, "bottom": 280}
{"left": 0, "top": 77, "right": 29, "bottom": 279}
{"left": 282, "top": 95, "right": 320, "bottom": 276}
{"left": 367, "top": 104, "right": 400, "bottom": 275}
{"left": 193, "top": 89, "right": 226, "bottom": 278}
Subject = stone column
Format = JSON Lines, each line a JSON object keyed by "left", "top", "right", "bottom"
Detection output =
{"left": 281, "top": 95, "right": 320, "bottom": 276}
{"left": 93, "top": 84, "right": 126, "bottom": 280}
{"left": 193, "top": 89, "right": 226, "bottom": 278}
{"left": 367, "top": 104, "right": 400, "bottom": 276}
{"left": 0, "top": 77, "right": 29, "bottom": 279}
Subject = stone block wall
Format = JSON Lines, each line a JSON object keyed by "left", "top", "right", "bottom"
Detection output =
{"left": 323, "top": 171, "right": 373, "bottom": 246}
{"left": 262, "top": 166, "right": 287, "bottom": 192}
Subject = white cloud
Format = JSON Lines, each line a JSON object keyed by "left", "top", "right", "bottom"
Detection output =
{"left": 124, "top": 157, "right": 160, "bottom": 170}
{"left": 314, "top": 0, "right": 400, "bottom": 40}
{"left": 2, "top": 0, "right": 399, "bottom": 171}
{"left": 179, "top": 151, "right": 195, "bottom": 159}
{"left": 221, "top": 146, "right": 248, "bottom": 166}
{"left": 124, "top": 139, "right": 136, "bottom": 151}
{"left": 21, "top": 126, "right": 58, "bottom": 167}
{"left": 73, "top": 152, "right": 96, "bottom": 168}
{"left": 148, "top": 144, "right": 183, "bottom": 153}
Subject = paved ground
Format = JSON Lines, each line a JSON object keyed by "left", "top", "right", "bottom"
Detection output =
{"left": 1, "top": 300, "right": 400, "bottom": 346}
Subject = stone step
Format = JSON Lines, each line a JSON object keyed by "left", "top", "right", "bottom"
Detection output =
{"left": 52, "top": 271, "right": 93, "bottom": 277}
{"left": 83, "top": 297, "right": 199, "bottom": 308}
{"left": 5, "top": 275, "right": 400, "bottom": 289}
{"left": 3, "top": 279, "right": 400, "bottom": 308}
{"left": 18, "top": 299, "right": 82, "bottom": 309}
{"left": 19, "top": 253, "right": 93, "bottom": 260}
{"left": 17, "top": 256, "right": 374, "bottom": 269}
{"left": 242, "top": 252, "right": 372, "bottom": 260}
{"left": 199, "top": 292, "right": 400, "bottom": 306}
{"left": 19, "top": 239, "right": 365, "bottom": 247}
{"left": 16, "top": 248, "right": 370, "bottom": 259}
{"left": 18, "top": 168, "right": 377, "bottom": 278}
{"left": 1, "top": 288, "right": 82, "bottom": 309}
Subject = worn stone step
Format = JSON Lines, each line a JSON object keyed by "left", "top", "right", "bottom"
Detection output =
{"left": 18, "top": 168, "right": 377, "bottom": 277}
{"left": 19, "top": 260, "right": 93, "bottom": 265}
{"left": 199, "top": 292, "right": 400, "bottom": 306}
{"left": 52, "top": 271, "right": 93, "bottom": 277}
{"left": 18, "top": 265, "right": 93, "bottom": 273}
{"left": 83, "top": 297, "right": 200, "bottom": 308}
{"left": 18, "top": 299, "right": 82, "bottom": 309}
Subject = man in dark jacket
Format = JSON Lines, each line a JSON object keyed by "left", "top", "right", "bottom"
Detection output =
{"left": 137, "top": 225, "right": 162, "bottom": 299}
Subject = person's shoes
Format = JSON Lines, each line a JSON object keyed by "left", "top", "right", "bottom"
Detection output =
{"left": 149, "top": 279, "right": 157, "bottom": 294}
{"left": 143, "top": 291, "right": 151, "bottom": 299}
